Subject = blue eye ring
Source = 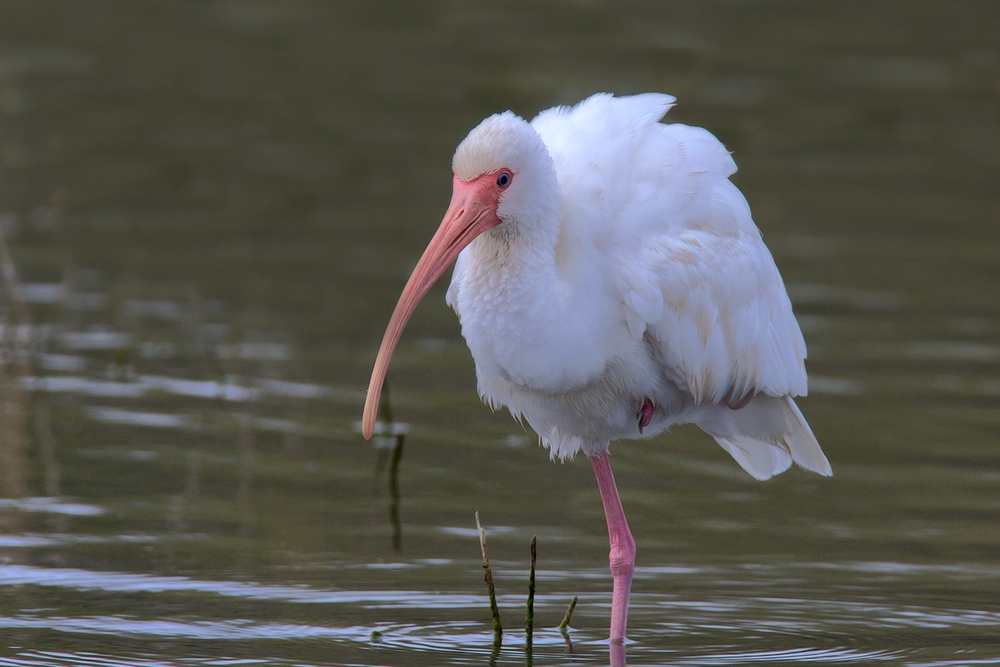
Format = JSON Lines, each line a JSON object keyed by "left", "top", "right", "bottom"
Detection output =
{"left": 496, "top": 171, "right": 511, "bottom": 188}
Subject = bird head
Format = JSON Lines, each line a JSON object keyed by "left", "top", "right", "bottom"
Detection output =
{"left": 361, "top": 110, "right": 559, "bottom": 438}
{"left": 452, "top": 111, "right": 560, "bottom": 242}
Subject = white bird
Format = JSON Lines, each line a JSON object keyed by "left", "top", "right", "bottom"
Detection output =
{"left": 362, "top": 93, "right": 831, "bottom": 644}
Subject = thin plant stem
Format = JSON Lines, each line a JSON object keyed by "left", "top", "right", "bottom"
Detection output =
{"left": 476, "top": 511, "right": 502, "bottom": 644}
{"left": 559, "top": 596, "right": 579, "bottom": 634}
{"left": 525, "top": 535, "right": 536, "bottom": 640}
{"left": 388, "top": 432, "right": 404, "bottom": 551}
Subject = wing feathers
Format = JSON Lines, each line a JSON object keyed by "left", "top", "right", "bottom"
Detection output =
{"left": 620, "top": 230, "right": 806, "bottom": 403}
{"left": 529, "top": 94, "right": 824, "bottom": 476}
{"left": 700, "top": 395, "right": 832, "bottom": 480}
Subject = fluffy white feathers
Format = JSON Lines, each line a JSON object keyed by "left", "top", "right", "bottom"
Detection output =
{"left": 445, "top": 93, "right": 830, "bottom": 479}
{"left": 535, "top": 93, "right": 807, "bottom": 403}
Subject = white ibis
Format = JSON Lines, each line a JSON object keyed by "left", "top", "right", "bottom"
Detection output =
{"left": 361, "top": 93, "right": 831, "bottom": 643}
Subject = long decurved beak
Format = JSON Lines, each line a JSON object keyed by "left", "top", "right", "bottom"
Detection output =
{"left": 361, "top": 175, "right": 501, "bottom": 439}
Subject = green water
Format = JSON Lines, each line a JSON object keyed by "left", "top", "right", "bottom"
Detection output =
{"left": 0, "top": 1, "right": 998, "bottom": 665}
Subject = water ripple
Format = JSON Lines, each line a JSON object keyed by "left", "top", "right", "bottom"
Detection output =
{"left": 0, "top": 564, "right": 483, "bottom": 607}
{"left": 0, "top": 615, "right": 369, "bottom": 640}
{"left": 669, "top": 646, "right": 907, "bottom": 664}
{"left": 0, "top": 651, "right": 273, "bottom": 667}
{"left": 0, "top": 497, "right": 103, "bottom": 516}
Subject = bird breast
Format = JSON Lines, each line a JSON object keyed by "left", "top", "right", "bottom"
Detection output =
{"left": 448, "top": 232, "right": 621, "bottom": 393}
{"left": 446, "top": 232, "right": 690, "bottom": 454}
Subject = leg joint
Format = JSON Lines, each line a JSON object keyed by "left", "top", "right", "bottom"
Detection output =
{"left": 609, "top": 537, "right": 636, "bottom": 578}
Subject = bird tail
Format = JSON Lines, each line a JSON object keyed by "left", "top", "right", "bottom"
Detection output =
{"left": 697, "top": 395, "right": 832, "bottom": 481}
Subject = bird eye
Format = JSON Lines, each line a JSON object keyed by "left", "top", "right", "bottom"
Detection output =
{"left": 496, "top": 171, "right": 511, "bottom": 188}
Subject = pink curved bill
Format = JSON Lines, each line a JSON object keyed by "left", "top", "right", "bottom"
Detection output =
{"left": 362, "top": 173, "right": 502, "bottom": 439}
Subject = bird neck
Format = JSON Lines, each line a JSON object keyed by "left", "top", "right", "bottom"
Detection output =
{"left": 471, "top": 212, "right": 561, "bottom": 288}
{"left": 457, "top": 206, "right": 622, "bottom": 393}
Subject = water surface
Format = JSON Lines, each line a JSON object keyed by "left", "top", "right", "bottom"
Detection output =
{"left": 0, "top": 2, "right": 998, "bottom": 665}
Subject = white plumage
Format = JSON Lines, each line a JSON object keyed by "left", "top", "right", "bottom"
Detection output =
{"left": 362, "top": 93, "right": 831, "bottom": 643}
{"left": 441, "top": 93, "right": 829, "bottom": 480}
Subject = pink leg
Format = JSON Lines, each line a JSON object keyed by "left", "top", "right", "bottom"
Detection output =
{"left": 591, "top": 451, "right": 636, "bottom": 644}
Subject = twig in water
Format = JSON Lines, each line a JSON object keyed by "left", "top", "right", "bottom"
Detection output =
{"left": 525, "top": 535, "right": 536, "bottom": 641}
{"left": 476, "top": 511, "right": 502, "bottom": 645}
{"left": 370, "top": 382, "right": 405, "bottom": 551}
{"left": 559, "top": 595, "right": 578, "bottom": 634}
{"left": 388, "top": 429, "right": 404, "bottom": 552}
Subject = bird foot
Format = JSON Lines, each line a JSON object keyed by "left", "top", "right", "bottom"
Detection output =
{"left": 637, "top": 397, "right": 654, "bottom": 434}
{"left": 724, "top": 389, "right": 755, "bottom": 410}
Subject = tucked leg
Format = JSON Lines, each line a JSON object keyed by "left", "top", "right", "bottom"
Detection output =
{"left": 591, "top": 451, "right": 636, "bottom": 644}
{"left": 637, "top": 397, "right": 655, "bottom": 433}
